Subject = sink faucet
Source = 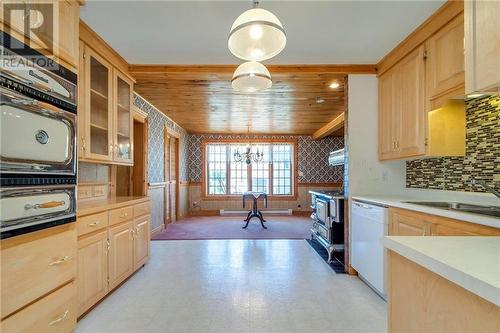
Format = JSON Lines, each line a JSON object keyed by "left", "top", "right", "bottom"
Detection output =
{"left": 472, "top": 180, "right": 500, "bottom": 199}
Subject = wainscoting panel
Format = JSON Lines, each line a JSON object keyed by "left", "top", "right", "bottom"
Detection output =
{"left": 188, "top": 183, "right": 342, "bottom": 214}
{"left": 148, "top": 185, "right": 165, "bottom": 235}
{"left": 179, "top": 182, "right": 189, "bottom": 218}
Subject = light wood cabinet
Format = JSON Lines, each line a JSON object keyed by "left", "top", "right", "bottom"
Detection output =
{"left": 76, "top": 199, "right": 150, "bottom": 316}
{"left": 465, "top": 0, "right": 500, "bottom": 93}
{"left": 1, "top": 225, "right": 76, "bottom": 319}
{"left": 426, "top": 14, "right": 465, "bottom": 107}
{"left": 78, "top": 39, "right": 135, "bottom": 165}
{"left": 389, "top": 207, "right": 500, "bottom": 236}
{"left": 378, "top": 46, "right": 426, "bottom": 160}
{"left": 113, "top": 70, "right": 134, "bottom": 164}
{"left": 398, "top": 45, "right": 426, "bottom": 158}
{"left": 77, "top": 230, "right": 108, "bottom": 316}
{"left": 0, "top": 281, "right": 77, "bottom": 333}
{"left": 378, "top": 12, "right": 467, "bottom": 161}
{"left": 133, "top": 216, "right": 151, "bottom": 270}
{"left": 0, "top": 0, "right": 80, "bottom": 71}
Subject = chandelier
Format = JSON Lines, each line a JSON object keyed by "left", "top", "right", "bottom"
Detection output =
{"left": 233, "top": 145, "right": 264, "bottom": 165}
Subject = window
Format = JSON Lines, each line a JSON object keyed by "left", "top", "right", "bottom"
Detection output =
{"left": 204, "top": 141, "right": 295, "bottom": 197}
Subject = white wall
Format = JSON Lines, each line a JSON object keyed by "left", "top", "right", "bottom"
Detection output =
{"left": 347, "top": 75, "right": 406, "bottom": 198}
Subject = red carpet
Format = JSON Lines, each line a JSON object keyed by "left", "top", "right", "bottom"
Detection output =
{"left": 152, "top": 215, "right": 311, "bottom": 240}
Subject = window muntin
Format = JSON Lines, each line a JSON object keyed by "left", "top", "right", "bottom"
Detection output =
{"left": 205, "top": 142, "right": 294, "bottom": 196}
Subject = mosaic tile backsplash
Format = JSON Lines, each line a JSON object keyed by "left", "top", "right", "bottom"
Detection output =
{"left": 187, "top": 134, "right": 344, "bottom": 183}
{"left": 406, "top": 95, "right": 500, "bottom": 192}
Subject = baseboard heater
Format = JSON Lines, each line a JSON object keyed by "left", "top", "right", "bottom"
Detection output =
{"left": 220, "top": 209, "right": 292, "bottom": 216}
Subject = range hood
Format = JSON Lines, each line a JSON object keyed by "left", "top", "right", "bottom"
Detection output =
{"left": 328, "top": 148, "right": 345, "bottom": 166}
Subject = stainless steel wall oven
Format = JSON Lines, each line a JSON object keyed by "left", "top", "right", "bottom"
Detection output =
{"left": 0, "top": 32, "right": 78, "bottom": 239}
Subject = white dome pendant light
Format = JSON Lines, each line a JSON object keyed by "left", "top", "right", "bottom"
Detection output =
{"left": 228, "top": 0, "right": 286, "bottom": 62}
{"left": 232, "top": 61, "right": 272, "bottom": 93}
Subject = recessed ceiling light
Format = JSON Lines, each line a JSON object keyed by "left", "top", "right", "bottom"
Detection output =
{"left": 329, "top": 82, "right": 340, "bottom": 89}
{"left": 316, "top": 97, "right": 325, "bottom": 104}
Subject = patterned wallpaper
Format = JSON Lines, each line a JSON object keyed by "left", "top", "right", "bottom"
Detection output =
{"left": 406, "top": 95, "right": 500, "bottom": 192}
{"left": 187, "top": 134, "right": 344, "bottom": 183}
{"left": 133, "top": 93, "right": 189, "bottom": 183}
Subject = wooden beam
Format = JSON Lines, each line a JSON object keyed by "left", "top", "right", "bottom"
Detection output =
{"left": 377, "top": 0, "right": 464, "bottom": 76}
{"left": 129, "top": 64, "right": 377, "bottom": 75}
{"left": 312, "top": 113, "right": 345, "bottom": 139}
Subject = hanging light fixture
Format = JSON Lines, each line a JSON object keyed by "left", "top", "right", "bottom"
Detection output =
{"left": 228, "top": 0, "right": 286, "bottom": 62}
{"left": 232, "top": 61, "right": 272, "bottom": 92}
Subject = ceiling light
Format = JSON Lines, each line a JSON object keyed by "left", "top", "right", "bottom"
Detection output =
{"left": 329, "top": 82, "right": 340, "bottom": 89}
{"left": 232, "top": 61, "right": 272, "bottom": 93}
{"left": 228, "top": 1, "right": 286, "bottom": 62}
{"left": 316, "top": 97, "right": 325, "bottom": 104}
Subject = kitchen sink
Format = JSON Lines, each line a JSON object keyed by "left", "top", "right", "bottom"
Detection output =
{"left": 403, "top": 201, "right": 500, "bottom": 218}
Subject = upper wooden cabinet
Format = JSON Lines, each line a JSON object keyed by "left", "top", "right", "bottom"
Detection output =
{"left": 79, "top": 43, "right": 134, "bottom": 165}
{"left": 465, "top": 0, "right": 500, "bottom": 93}
{"left": 0, "top": 0, "right": 80, "bottom": 71}
{"left": 426, "top": 14, "right": 465, "bottom": 107}
{"left": 379, "top": 45, "right": 426, "bottom": 160}
{"left": 378, "top": 12, "right": 466, "bottom": 161}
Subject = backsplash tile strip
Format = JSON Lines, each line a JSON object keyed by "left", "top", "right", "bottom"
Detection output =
{"left": 406, "top": 95, "right": 500, "bottom": 192}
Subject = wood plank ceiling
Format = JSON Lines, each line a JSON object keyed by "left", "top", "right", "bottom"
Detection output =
{"left": 130, "top": 65, "right": 375, "bottom": 135}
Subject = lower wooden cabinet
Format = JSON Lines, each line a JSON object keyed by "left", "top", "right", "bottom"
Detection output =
{"left": 76, "top": 199, "right": 151, "bottom": 317}
{"left": 133, "top": 216, "right": 151, "bottom": 270}
{"left": 108, "top": 222, "right": 134, "bottom": 290}
{"left": 389, "top": 207, "right": 500, "bottom": 236}
{"left": 77, "top": 230, "right": 108, "bottom": 315}
{"left": 0, "top": 282, "right": 77, "bottom": 333}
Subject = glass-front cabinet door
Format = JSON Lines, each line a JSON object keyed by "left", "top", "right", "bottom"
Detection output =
{"left": 84, "top": 46, "right": 113, "bottom": 161}
{"left": 113, "top": 70, "right": 133, "bottom": 164}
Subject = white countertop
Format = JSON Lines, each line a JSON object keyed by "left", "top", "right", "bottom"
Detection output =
{"left": 383, "top": 236, "right": 500, "bottom": 306}
{"left": 352, "top": 195, "right": 500, "bottom": 228}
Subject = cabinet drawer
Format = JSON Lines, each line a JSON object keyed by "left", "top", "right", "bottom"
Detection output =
{"left": 1, "top": 227, "right": 76, "bottom": 319}
{"left": 0, "top": 281, "right": 77, "bottom": 333}
{"left": 134, "top": 202, "right": 150, "bottom": 218}
{"left": 77, "top": 212, "right": 108, "bottom": 236}
{"left": 109, "top": 206, "right": 133, "bottom": 226}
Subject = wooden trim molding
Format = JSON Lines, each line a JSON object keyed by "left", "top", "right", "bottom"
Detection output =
{"left": 201, "top": 138, "right": 299, "bottom": 200}
{"left": 312, "top": 113, "right": 345, "bottom": 139}
{"left": 79, "top": 20, "right": 135, "bottom": 81}
{"left": 129, "top": 64, "right": 377, "bottom": 75}
{"left": 377, "top": 0, "right": 464, "bottom": 76}
{"left": 133, "top": 105, "right": 148, "bottom": 122}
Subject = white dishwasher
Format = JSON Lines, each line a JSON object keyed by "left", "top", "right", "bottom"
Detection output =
{"left": 351, "top": 200, "right": 388, "bottom": 299}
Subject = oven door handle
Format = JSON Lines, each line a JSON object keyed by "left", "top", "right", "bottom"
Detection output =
{"left": 24, "top": 201, "right": 66, "bottom": 210}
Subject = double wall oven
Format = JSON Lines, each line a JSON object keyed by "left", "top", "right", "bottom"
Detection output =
{"left": 0, "top": 32, "right": 77, "bottom": 239}
{"left": 310, "top": 190, "right": 345, "bottom": 265}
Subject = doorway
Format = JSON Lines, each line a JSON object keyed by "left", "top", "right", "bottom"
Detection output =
{"left": 164, "top": 128, "right": 179, "bottom": 226}
{"left": 132, "top": 115, "right": 148, "bottom": 196}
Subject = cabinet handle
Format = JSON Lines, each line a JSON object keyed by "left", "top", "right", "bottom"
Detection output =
{"left": 25, "top": 201, "right": 65, "bottom": 210}
{"left": 49, "top": 255, "right": 71, "bottom": 266}
{"left": 88, "top": 221, "right": 99, "bottom": 227}
{"left": 48, "top": 310, "right": 69, "bottom": 326}
{"left": 81, "top": 137, "right": 86, "bottom": 152}
{"left": 106, "top": 240, "right": 110, "bottom": 252}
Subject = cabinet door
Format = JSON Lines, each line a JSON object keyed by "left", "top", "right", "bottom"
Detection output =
{"left": 426, "top": 14, "right": 465, "bottom": 102}
{"left": 378, "top": 67, "right": 400, "bottom": 160}
{"left": 389, "top": 209, "right": 429, "bottom": 236}
{"left": 113, "top": 70, "right": 134, "bottom": 164}
{"left": 133, "top": 216, "right": 150, "bottom": 270}
{"left": 108, "top": 222, "right": 133, "bottom": 290}
{"left": 398, "top": 45, "right": 426, "bottom": 158}
{"left": 84, "top": 45, "right": 114, "bottom": 162}
{"left": 465, "top": 0, "right": 500, "bottom": 93}
{"left": 77, "top": 230, "right": 108, "bottom": 316}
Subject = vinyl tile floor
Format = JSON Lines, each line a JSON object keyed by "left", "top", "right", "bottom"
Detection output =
{"left": 75, "top": 240, "right": 386, "bottom": 333}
